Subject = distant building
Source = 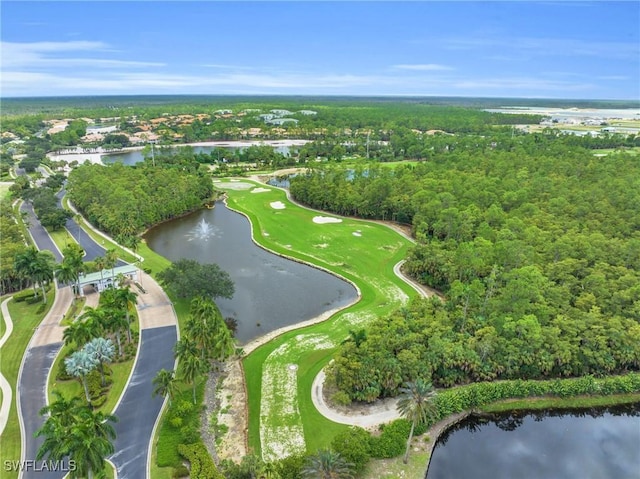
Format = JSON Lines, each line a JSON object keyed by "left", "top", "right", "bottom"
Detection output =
{"left": 298, "top": 110, "right": 317, "bottom": 116}
{"left": 270, "top": 109, "right": 293, "bottom": 116}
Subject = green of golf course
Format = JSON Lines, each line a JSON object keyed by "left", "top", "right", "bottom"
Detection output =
{"left": 216, "top": 179, "right": 421, "bottom": 459}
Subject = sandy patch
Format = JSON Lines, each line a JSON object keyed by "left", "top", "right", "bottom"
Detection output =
{"left": 313, "top": 216, "right": 343, "bottom": 224}
{"left": 353, "top": 231, "right": 362, "bottom": 237}
{"left": 315, "top": 243, "right": 329, "bottom": 248}
{"left": 252, "top": 187, "right": 271, "bottom": 193}
{"left": 217, "top": 181, "right": 253, "bottom": 190}
{"left": 270, "top": 201, "right": 286, "bottom": 210}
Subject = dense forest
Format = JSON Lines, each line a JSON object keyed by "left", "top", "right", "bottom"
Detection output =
{"left": 288, "top": 148, "right": 640, "bottom": 401}
{"left": 66, "top": 162, "right": 213, "bottom": 246}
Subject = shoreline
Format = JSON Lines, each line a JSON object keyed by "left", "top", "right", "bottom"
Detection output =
{"left": 47, "top": 139, "right": 311, "bottom": 165}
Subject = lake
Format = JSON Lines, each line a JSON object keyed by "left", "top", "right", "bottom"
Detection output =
{"left": 103, "top": 144, "right": 296, "bottom": 166}
{"left": 426, "top": 403, "right": 640, "bottom": 479}
{"left": 144, "top": 202, "right": 358, "bottom": 343}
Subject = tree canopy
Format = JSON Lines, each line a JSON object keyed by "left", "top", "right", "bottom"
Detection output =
{"left": 157, "top": 258, "right": 234, "bottom": 300}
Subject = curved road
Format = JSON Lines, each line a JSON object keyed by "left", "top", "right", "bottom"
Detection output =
{"left": 17, "top": 195, "right": 176, "bottom": 479}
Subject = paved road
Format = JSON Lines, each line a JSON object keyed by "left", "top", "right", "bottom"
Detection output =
{"left": 20, "top": 202, "right": 63, "bottom": 263}
{"left": 18, "top": 287, "right": 73, "bottom": 479}
{"left": 109, "top": 326, "right": 177, "bottom": 479}
{"left": 19, "top": 343, "right": 67, "bottom": 479}
{"left": 55, "top": 189, "right": 125, "bottom": 263}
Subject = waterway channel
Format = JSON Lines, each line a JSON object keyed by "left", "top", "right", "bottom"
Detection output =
{"left": 144, "top": 202, "right": 358, "bottom": 343}
{"left": 426, "top": 403, "right": 640, "bottom": 479}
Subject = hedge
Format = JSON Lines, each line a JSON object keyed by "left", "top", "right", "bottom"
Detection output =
{"left": 177, "top": 443, "right": 224, "bottom": 479}
{"left": 429, "top": 373, "right": 640, "bottom": 426}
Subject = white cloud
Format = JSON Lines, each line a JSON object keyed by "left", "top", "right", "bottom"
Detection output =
{"left": 0, "top": 41, "right": 164, "bottom": 69}
{"left": 393, "top": 64, "right": 453, "bottom": 71}
{"left": 442, "top": 36, "right": 639, "bottom": 60}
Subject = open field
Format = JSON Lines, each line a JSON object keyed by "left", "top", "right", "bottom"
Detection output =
{"left": 217, "top": 179, "right": 418, "bottom": 458}
{"left": 0, "top": 291, "right": 55, "bottom": 479}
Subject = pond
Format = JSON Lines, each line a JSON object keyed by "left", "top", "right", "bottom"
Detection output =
{"left": 144, "top": 202, "right": 358, "bottom": 343}
{"left": 103, "top": 144, "right": 295, "bottom": 166}
{"left": 426, "top": 403, "right": 640, "bottom": 479}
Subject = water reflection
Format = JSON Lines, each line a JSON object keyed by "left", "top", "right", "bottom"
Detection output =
{"left": 144, "top": 202, "right": 358, "bottom": 343}
{"left": 427, "top": 404, "right": 640, "bottom": 479}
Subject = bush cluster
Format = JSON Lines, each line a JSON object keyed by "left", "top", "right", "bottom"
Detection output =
{"left": 430, "top": 373, "right": 640, "bottom": 424}
{"left": 177, "top": 443, "right": 224, "bottom": 479}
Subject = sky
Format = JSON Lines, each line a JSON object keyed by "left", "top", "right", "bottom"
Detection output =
{"left": 1, "top": 1, "right": 639, "bottom": 100}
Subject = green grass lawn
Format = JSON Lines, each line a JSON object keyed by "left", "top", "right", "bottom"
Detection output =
{"left": 216, "top": 179, "right": 417, "bottom": 459}
{"left": 0, "top": 183, "right": 12, "bottom": 201}
{"left": 0, "top": 291, "right": 55, "bottom": 479}
{"left": 47, "top": 309, "right": 139, "bottom": 415}
{"left": 46, "top": 226, "right": 76, "bottom": 254}
{"left": 0, "top": 308, "right": 6, "bottom": 339}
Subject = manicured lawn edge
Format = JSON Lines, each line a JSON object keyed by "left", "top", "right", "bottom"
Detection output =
{"left": 218, "top": 178, "right": 416, "bottom": 457}
{"left": 0, "top": 291, "right": 55, "bottom": 479}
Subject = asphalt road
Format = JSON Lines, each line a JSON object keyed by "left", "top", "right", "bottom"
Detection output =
{"left": 55, "top": 189, "right": 125, "bottom": 264}
{"left": 18, "top": 343, "right": 68, "bottom": 479}
{"left": 109, "top": 326, "right": 177, "bottom": 479}
{"left": 20, "top": 202, "right": 63, "bottom": 263}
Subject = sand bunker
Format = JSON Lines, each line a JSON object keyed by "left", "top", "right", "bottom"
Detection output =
{"left": 353, "top": 231, "right": 362, "bottom": 237}
{"left": 270, "top": 201, "right": 286, "bottom": 210}
{"left": 313, "top": 216, "right": 343, "bottom": 224}
{"left": 218, "top": 182, "right": 253, "bottom": 190}
{"left": 252, "top": 187, "right": 271, "bottom": 193}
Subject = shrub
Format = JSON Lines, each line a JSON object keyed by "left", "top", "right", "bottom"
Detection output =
{"left": 331, "top": 390, "right": 352, "bottom": 406}
{"left": 14, "top": 290, "right": 36, "bottom": 302}
{"left": 275, "top": 455, "right": 305, "bottom": 479}
{"left": 180, "top": 425, "right": 200, "bottom": 444}
{"left": 177, "top": 443, "right": 224, "bottom": 479}
{"left": 331, "top": 426, "right": 371, "bottom": 474}
{"left": 169, "top": 417, "right": 183, "bottom": 429}
{"left": 90, "top": 395, "right": 107, "bottom": 409}
{"left": 172, "top": 465, "right": 190, "bottom": 478}
{"left": 369, "top": 419, "right": 410, "bottom": 458}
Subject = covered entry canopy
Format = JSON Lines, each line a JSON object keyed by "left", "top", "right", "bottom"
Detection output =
{"left": 77, "top": 264, "right": 139, "bottom": 295}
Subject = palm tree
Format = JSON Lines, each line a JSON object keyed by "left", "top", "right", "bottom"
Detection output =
{"left": 94, "top": 255, "right": 106, "bottom": 284}
{"left": 179, "top": 351, "right": 208, "bottom": 404}
{"left": 70, "top": 408, "right": 117, "bottom": 479}
{"left": 65, "top": 350, "right": 98, "bottom": 403}
{"left": 14, "top": 246, "right": 40, "bottom": 295}
{"left": 108, "top": 286, "right": 137, "bottom": 343}
{"left": 341, "top": 329, "right": 367, "bottom": 348}
{"left": 214, "top": 325, "right": 236, "bottom": 363}
{"left": 55, "top": 262, "right": 77, "bottom": 289}
{"left": 396, "top": 379, "right": 437, "bottom": 464}
{"left": 302, "top": 449, "right": 354, "bottom": 479}
{"left": 35, "top": 391, "right": 84, "bottom": 461}
{"left": 76, "top": 306, "right": 108, "bottom": 338}
{"left": 32, "top": 251, "right": 55, "bottom": 303}
{"left": 84, "top": 337, "right": 115, "bottom": 387}
{"left": 103, "top": 308, "right": 128, "bottom": 358}
{"left": 63, "top": 317, "right": 102, "bottom": 349}
{"left": 61, "top": 243, "right": 85, "bottom": 298}
{"left": 259, "top": 461, "right": 282, "bottom": 479}
{"left": 152, "top": 368, "right": 178, "bottom": 406}
{"left": 104, "top": 248, "right": 118, "bottom": 286}
{"left": 14, "top": 247, "right": 54, "bottom": 302}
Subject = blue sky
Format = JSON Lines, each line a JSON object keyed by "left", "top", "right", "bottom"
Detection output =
{"left": 1, "top": 1, "right": 638, "bottom": 99}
